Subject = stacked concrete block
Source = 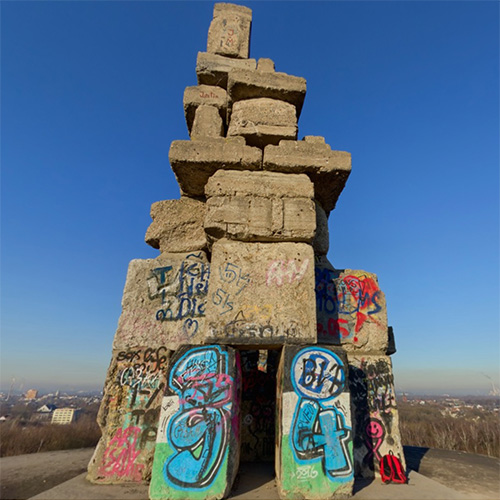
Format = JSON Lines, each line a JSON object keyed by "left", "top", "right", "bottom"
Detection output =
{"left": 276, "top": 345, "right": 354, "bottom": 498}
{"left": 264, "top": 136, "right": 352, "bottom": 213}
{"left": 112, "top": 252, "right": 209, "bottom": 352}
{"left": 205, "top": 239, "right": 316, "bottom": 347}
{"left": 87, "top": 347, "right": 170, "bottom": 483}
{"left": 169, "top": 137, "right": 262, "bottom": 198}
{"left": 149, "top": 345, "right": 241, "bottom": 500}
{"left": 92, "top": 2, "right": 407, "bottom": 496}
{"left": 205, "top": 170, "right": 316, "bottom": 242}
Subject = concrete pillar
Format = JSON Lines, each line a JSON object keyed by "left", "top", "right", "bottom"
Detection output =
{"left": 87, "top": 347, "right": 170, "bottom": 483}
{"left": 149, "top": 345, "right": 241, "bottom": 500}
{"left": 276, "top": 345, "right": 354, "bottom": 498}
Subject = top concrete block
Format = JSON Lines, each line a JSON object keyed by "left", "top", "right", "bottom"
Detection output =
{"left": 227, "top": 66, "right": 307, "bottom": 118}
{"left": 169, "top": 137, "right": 262, "bottom": 198}
{"left": 207, "top": 3, "right": 252, "bottom": 59}
{"left": 197, "top": 52, "right": 257, "bottom": 89}
{"left": 263, "top": 137, "right": 352, "bottom": 213}
{"left": 183, "top": 85, "right": 227, "bottom": 133}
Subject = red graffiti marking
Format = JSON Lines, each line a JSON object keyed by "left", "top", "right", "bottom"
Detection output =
{"left": 98, "top": 426, "right": 144, "bottom": 481}
{"left": 341, "top": 275, "right": 382, "bottom": 333}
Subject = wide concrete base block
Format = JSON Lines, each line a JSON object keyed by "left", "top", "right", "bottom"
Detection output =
{"left": 149, "top": 345, "right": 241, "bottom": 500}
{"left": 276, "top": 345, "right": 354, "bottom": 499}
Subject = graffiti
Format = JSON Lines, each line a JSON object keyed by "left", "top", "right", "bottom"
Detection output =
{"left": 290, "top": 348, "right": 353, "bottom": 480}
{"left": 148, "top": 256, "right": 209, "bottom": 332}
{"left": 163, "top": 346, "right": 234, "bottom": 490}
{"left": 211, "top": 263, "right": 250, "bottom": 316}
{"left": 216, "top": 310, "right": 299, "bottom": 341}
{"left": 266, "top": 259, "right": 309, "bottom": 287}
{"left": 98, "top": 426, "right": 145, "bottom": 481}
{"left": 349, "top": 358, "right": 401, "bottom": 475}
{"left": 315, "top": 267, "right": 384, "bottom": 342}
{"left": 365, "top": 418, "right": 384, "bottom": 464}
{"left": 292, "top": 465, "right": 319, "bottom": 480}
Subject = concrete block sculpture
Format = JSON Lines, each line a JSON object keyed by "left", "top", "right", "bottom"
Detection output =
{"left": 88, "top": 2, "right": 406, "bottom": 498}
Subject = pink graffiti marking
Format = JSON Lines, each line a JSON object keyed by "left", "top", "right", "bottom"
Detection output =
{"left": 365, "top": 419, "right": 384, "bottom": 463}
{"left": 98, "top": 426, "right": 144, "bottom": 481}
{"left": 266, "top": 259, "right": 309, "bottom": 287}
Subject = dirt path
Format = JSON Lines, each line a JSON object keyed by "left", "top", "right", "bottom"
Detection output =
{"left": 0, "top": 448, "right": 94, "bottom": 500}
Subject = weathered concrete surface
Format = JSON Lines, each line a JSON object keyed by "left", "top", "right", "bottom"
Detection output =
{"left": 227, "top": 98, "right": 297, "bottom": 148}
{"left": 227, "top": 66, "right": 306, "bottom": 117}
{"left": 113, "top": 252, "right": 209, "bottom": 351}
{"left": 183, "top": 85, "right": 227, "bottom": 133}
{"left": 145, "top": 198, "right": 207, "bottom": 253}
{"left": 239, "top": 350, "right": 279, "bottom": 462}
{"left": 149, "top": 345, "right": 241, "bottom": 500}
{"left": 315, "top": 258, "right": 389, "bottom": 353}
{"left": 205, "top": 239, "right": 316, "bottom": 346}
{"left": 205, "top": 170, "right": 316, "bottom": 242}
{"left": 191, "top": 105, "right": 224, "bottom": 139}
{"left": 87, "top": 347, "right": 170, "bottom": 484}
{"left": 313, "top": 201, "right": 330, "bottom": 255}
{"left": 276, "top": 345, "right": 354, "bottom": 499}
{"left": 348, "top": 355, "right": 406, "bottom": 479}
{"left": 207, "top": 3, "right": 252, "bottom": 59}
{"left": 197, "top": 52, "right": 256, "bottom": 88}
{"left": 264, "top": 137, "right": 352, "bottom": 213}
{"left": 169, "top": 137, "right": 262, "bottom": 198}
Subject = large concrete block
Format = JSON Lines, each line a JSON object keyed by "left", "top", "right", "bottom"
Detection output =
{"left": 197, "top": 52, "right": 256, "bottom": 89}
{"left": 204, "top": 170, "right": 316, "bottom": 242}
{"left": 113, "top": 252, "right": 209, "bottom": 351}
{"left": 348, "top": 355, "right": 406, "bottom": 478}
{"left": 169, "top": 137, "right": 262, "bottom": 198}
{"left": 206, "top": 3, "right": 252, "bottom": 59}
{"left": 191, "top": 105, "right": 224, "bottom": 139}
{"left": 145, "top": 198, "right": 207, "bottom": 253}
{"left": 315, "top": 257, "right": 389, "bottom": 354}
{"left": 227, "top": 65, "right": 306, "bottom": 117}
{"left": 227, "top": 98, "right": 298, "bottom": 148}
{"left": 184, "top": 85, "right": 227, "bottom": 134}
{"left": 149, "top": 345, "right": 241, "bottom": 500}
{"left": 240, "top": 349, "right": 279, "bottom": 462}
{"left": 276, "top": 345, "right": 354, "bottom": 499}
{"left": 263, "top": 136, "right": 352, "bottom": 213}
{"left": 205, "top": 239, "right": 316, "bottom": 346}
{"left": 87, "top": 347, "right": 170, "bottom": 483}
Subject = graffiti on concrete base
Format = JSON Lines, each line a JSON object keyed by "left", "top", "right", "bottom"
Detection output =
{"left": 290, "top": 347, "right": 353, "bottom": 480}
{"left": 163, "top": 346, "right": 234, "bottom": 490}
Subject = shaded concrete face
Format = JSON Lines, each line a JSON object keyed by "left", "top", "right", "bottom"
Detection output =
{"left": 315, "top": 257, "right": 389, "bottom": 354}
{"left": 348, "top": 355, "right": 406, "bottom": 479}
{"left": 87, "top": 347, "right": 170, "bottom": 484}
{"left": 276, "top": 345, "right": 354, "bottom": 499}
{"left": 149, "top": 345, "right": 241, "bottom": 500}
{"left": 240, "top": 349, "right": 280, "bottom": 462}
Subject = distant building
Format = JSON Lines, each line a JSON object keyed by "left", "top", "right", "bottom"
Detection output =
{"left": 32, "top": 404, "right": 57, "bottom": 422}
{"left": 25, "top": 389, "right": 38, "bottom": 399}
{"left": 51, "top": 407, "right": 79, "bottom": 425}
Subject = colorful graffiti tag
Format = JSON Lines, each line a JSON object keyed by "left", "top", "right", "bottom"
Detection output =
{"left": 92, "top": 347, "right": 169, "bottom": 483}
{"left": 290, "top": 347, "right": 353, "bottom": 481}
{"left": 150, "top": 345, "right": 239, "bottom": 499}
{"left": 315, "top": 267, "right": 384, "bottom": 343}
{"left": 348, "top": 356, "right": 405, "bottom": 477}
{"left": 148, "top": 253, "right": 210, "bottom": 338}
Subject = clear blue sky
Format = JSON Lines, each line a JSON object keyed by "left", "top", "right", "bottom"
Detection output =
{"left": 1, "top": 1, "right": 498, "bottom": 395}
